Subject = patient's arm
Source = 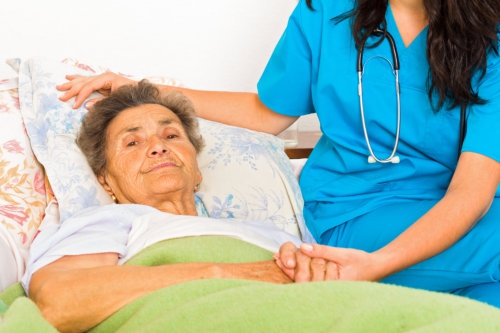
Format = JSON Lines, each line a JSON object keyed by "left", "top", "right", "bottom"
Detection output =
{"left": 30, "top": 252, "right": 290, "bottom": 333}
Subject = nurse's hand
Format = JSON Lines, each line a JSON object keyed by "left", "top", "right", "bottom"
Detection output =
{"left": 275, "top": 242, "right": 385, "bottom": 282}
{"left": 275, "top": 242, "right": 339, "bottom": 281}
{"left": 57, "top": 72, "right": 135, "bottom": 109}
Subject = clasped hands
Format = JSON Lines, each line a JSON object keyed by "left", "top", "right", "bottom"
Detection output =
{"left": 274, "top": 242, "right": 386, "bottom": 283}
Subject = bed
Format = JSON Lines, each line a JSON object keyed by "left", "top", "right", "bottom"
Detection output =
{"left": 1, "top": 58, "right": 500, "bottom": 332}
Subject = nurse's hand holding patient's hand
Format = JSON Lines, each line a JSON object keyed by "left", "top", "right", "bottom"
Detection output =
{"left": 274, "top": 242, "right": 337, "bottom": 282}
{"left": 275, "top": 242, "right": 387, "bottom": 282}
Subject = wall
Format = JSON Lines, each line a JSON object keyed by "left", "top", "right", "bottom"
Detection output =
{"left": 2, "top": 0, "right": 319, "bottom": 131}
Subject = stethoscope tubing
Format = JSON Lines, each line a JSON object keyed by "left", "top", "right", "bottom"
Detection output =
{"left": 357, "top": 27, "right": 401, "bottom": 164}
{"left": 357, "top": 28, "right": 400, "bottom": 72}
{"left": 356, "top": 27, "right": 466, "bottom": 164}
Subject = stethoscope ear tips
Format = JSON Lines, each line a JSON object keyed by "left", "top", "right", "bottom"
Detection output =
{"left": 367, "top": 155, "right": 400, "bottom": 164}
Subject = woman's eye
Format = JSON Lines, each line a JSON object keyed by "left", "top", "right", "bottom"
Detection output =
{"left": 126, "top": 141, "right": 138, "bottom": 147}
{"left": 166, "top": 134, "right": 178, "bottom": 139}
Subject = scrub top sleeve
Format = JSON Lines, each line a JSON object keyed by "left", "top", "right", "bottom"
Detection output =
{"left": 462, "top": 53, "right": 500, "bottom": 163}
{"left": 257, "top": 1, "right": 314, "bottom": 117}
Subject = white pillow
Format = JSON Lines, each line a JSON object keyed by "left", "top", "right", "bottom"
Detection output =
{"left": 16, "top": 57, "right": 309, "bottom": 239}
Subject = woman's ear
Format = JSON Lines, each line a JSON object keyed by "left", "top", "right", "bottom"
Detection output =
{"left": 98, "top": 174, "right": 114, "bottom": 197}
{"left": 197, "top": 170, "right": 203, "bottom": 188}
{"left": 193, "top": 169, "right": 203, "bottom": 192}
{"left": 98, "top": 174, "right": 118, "bottom": 203}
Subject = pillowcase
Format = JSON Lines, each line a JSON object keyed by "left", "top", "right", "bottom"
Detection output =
{"left": 16, "top": 57, "right": 308, "bottom": 239}
{"left": 196, "top": 119, "right": 305, "bottom": 237}
{"left": 0, "top": 69, "right": 48, "bottom": 277}
{"left": 17, "top": 58, "right": 114, "bottom": 223}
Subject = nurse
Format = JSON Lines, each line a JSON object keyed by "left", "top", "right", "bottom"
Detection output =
{"left": 58, "top": 0, "right": 500, "bottom": 306}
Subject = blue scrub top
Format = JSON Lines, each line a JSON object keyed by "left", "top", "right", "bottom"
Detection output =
{"left": 257, "top": 0, "right": 500, "bottom": 241}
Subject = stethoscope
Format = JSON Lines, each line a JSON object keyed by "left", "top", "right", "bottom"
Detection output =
{"left": 356, "top": 27, "right": 467, "bottom": 164}
{"left": 357, "top": 27, "right": 401, "bottom": 164}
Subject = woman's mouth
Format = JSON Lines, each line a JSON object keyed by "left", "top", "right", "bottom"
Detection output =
{"left": 148, "top": 161, "right": 178, "bottom": 173}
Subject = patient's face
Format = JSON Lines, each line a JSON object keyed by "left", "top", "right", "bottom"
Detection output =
{"left": 100, "top": 104, "right": 202, "bottom": 207}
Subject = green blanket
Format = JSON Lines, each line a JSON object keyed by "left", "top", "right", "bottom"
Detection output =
{"left": 2, "top": 236, "right": 500, "bottom": 332}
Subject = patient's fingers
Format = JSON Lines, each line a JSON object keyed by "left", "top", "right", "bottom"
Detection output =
{"left": 274, "top": 242, "right": 300, "bottom": 280}
{"left": 277, "top": 242, "right": 299, "bottom": 269}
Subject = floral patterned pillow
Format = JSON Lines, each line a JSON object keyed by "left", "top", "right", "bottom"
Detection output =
{"left": 196, "top": 119, "right": 306, "bottom": 237}
{"left": 15, "top": 57, "right": 309, "bottom": 241}
{"left": 0, "top": 77, "right": 48, "bottom": 278}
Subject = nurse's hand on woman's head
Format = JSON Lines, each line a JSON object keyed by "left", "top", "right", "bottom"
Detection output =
{"left": 57, "top": 72, "right": 135, "bottom": 109}
{"left": 275, "top": 242, "right": 383, "bottom": 282}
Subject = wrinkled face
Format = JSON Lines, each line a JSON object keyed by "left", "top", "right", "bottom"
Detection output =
{"left": 99, "top": 104, "right": 202, "bottom": 207}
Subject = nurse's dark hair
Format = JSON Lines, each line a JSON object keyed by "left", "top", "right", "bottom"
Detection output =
{"left": 77, "top": 80, "right": 204, "bottom": 178}
{"left": 306, "top": 0, "right": 500, "bottom": 111}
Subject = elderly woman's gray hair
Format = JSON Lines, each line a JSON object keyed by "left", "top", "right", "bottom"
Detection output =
{"left": 77, "top": 80, "right": 204, "bottom": 177}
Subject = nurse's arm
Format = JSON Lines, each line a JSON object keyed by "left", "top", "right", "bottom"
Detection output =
{"left": 161, "top": 87, "right": 298, "bottom": 135}
{"left": 58, "top": 72, "right": 298, "bottom": 135}
{"left": 371, "top": 151, "right": 500, "bottom": 280}
{"left": 29, "top": 253, "right": 291, "bottom": 333}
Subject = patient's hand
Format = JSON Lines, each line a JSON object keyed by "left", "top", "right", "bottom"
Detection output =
{"left": 57, "top": 72, "right": 135, "bottom": 109}
{"left": 223, "top": 260, "right": 293, "bottom": 284}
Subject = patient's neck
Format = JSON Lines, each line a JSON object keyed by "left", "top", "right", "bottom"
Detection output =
{"left": 155, "top": 199, "right": 199, "bottom": 216}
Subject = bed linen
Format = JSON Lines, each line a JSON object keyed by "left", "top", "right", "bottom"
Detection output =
{"left": 2, "top": 235, "right": 500, "bottom": 333}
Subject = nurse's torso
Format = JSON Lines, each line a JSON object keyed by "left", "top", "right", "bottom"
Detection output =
{"left": 299, "top": 0, "right": 463, "bottom": 238}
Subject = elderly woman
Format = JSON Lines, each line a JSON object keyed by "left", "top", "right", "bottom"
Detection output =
{"left": 21, "top": 81, "right": 298, "bottom": 333}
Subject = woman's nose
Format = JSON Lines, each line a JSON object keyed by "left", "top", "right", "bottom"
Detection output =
{"left": 148, "top": 136, "right": 168, "bottom": 156}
